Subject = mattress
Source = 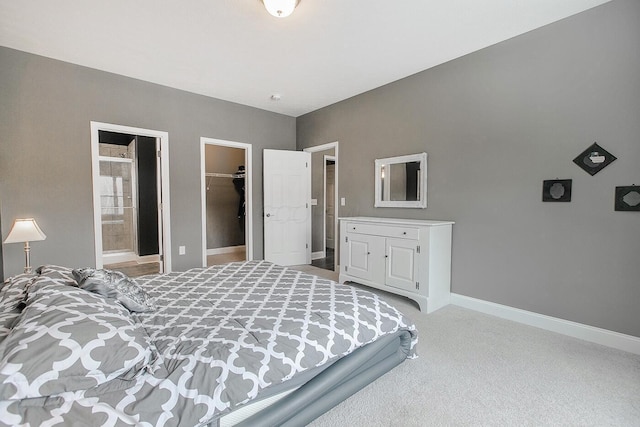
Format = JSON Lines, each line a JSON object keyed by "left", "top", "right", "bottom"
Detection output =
{"left": 0, "top": 261, "right": 417, "bottom": 426}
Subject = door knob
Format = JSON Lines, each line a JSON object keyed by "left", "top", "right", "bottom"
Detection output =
{"left": 266, "top": 213, "right": 271, "bottom": 217}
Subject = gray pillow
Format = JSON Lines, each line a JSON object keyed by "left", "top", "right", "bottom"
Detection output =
{"left": 72, "top": 268, "right": 156, "bottom": 313}
{"left": 0, "top": 278, "right": 156, "bottom": 400}
{"left": 35, "top": 264, "right": 78, "bottom": 286}
{"left": 0, "top": 274, "right": 35, "bottom": 343}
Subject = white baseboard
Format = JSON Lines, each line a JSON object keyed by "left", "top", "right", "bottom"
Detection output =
{"left": 450, "top": 293, "right": 640, "bottom": 355}
{"left": 311, "top": 251, "right": 326, "bottom": 260}
{"left": 207, "top": 245, "right": 245, "bottom": 256}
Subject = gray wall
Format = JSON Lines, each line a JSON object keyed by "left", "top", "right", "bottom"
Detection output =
{"left": 297, "top": 0, "right": 640, "bottom": 337}
{"left": 0, "top": 47, "right": 296, "bottom": 277}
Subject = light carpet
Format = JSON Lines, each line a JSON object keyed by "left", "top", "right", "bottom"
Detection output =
{"left": 295, "top": 268, "right": 640, "bottom": 427}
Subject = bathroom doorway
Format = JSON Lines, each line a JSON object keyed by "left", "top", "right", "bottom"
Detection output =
{"left": 304, "top": 142, "right": 339, "bottom": 272}
{"left": 324, "top": 156, "right": 336, "bottom": 264}
{"left": 200, "top": 137, "right": 252, "bottom": 267}
{"left": 90, "top": 122, "right": 171, "bottom": 276}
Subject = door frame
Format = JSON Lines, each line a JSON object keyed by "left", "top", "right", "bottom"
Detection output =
{"left": 90, "top": 121, "right": 172, "bottom": 272}
{"left": 303, "top": 141, "right": 339, "bottom": 270}
{"left": 200, "top": 137, "right": 253, "bottom": 267}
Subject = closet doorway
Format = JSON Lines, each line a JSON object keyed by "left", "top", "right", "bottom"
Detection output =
{"left": 90, "top": 122, "right": 171, "bottom": 276}
{"left": 200, "top": 138, "right": 252, "bottom": 267}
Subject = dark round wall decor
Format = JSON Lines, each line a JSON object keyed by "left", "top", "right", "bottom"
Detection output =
{"left": 542, "top": 179, "right": 572, "bottom": 202}
{"left": 615, "top": 186, "right": 640, "bottom": 211}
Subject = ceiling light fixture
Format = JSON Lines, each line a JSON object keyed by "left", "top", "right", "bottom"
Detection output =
{"left": 262, "top": 0, "right": 300, "bottom": 18}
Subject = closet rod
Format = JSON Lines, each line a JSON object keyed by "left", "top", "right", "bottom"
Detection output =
{"left": 205, "top": 172, "right": 244, "bottom": 178}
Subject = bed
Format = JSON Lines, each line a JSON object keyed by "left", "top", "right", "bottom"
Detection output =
{"left": 0, "top": 261, "right": 417, "bottom": 426}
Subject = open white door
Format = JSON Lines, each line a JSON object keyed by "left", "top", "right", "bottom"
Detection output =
{"left": 264, "top": 149, "right": 311, "bottom": 265}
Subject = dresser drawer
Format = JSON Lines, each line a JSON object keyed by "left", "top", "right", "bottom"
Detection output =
{"left": 345, "top": 222, "right": 419, "bottom": 240}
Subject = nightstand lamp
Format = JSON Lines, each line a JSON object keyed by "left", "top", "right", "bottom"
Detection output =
{"left": 3, "top": 218, "right": 47, "bottom": 274}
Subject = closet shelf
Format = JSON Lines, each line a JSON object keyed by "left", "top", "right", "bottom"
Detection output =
{"left": 205, "top": 172, "right": 244, "bottom": 179}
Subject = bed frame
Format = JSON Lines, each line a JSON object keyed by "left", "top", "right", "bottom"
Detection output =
{"left": 213, "top": 330, "right": 413, "bottom": 426}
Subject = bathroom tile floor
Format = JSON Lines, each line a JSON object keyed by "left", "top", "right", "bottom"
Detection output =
{"left": 105, "top": 261, "right": 160, "bottom": 278}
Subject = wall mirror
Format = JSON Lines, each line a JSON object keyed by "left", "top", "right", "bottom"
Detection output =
{"left": 375, "top": 152, "right": 427, "bottom": 208}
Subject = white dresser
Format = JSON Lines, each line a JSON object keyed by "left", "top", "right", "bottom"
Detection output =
{"left": 339, "top": 217, "right": 454, "bottom": 313}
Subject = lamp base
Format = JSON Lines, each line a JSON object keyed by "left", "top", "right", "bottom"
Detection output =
{"left": 23, "top": 241, "right": 33, "bottom": 274}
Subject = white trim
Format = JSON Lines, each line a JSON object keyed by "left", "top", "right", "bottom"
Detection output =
{"left": 201, "top": 137, "right": 253, "bottom": 268}
{"left": 311, "top": 251, "right": 325, "bottom": 260}
{"left": 207, "top": 245, "right": 246, "bottom": 256}
{"left": 90, "top": 121, "right": 172, "bottom": 273}
{"left": 303, "top": 141, "right": 336, "bottom": 152}
{"left": 450, "top": 293, "right": 640, "bottom": 355}
{"left": 303, "top": 141, "right": 339, "bottom": 270}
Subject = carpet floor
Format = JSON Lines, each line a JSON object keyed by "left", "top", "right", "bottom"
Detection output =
{"left": 303, "top": 280, "right": 640, "bottom": 426}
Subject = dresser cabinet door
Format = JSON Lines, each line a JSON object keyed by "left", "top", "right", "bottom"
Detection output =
{"left": 385, "top": 238, "right": 420, "bottom": 293}
{"left": 344, "top": 233, "right": 385, "bottom": 282}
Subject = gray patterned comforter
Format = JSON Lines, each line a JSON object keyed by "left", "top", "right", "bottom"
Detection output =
{"left": 0, "top": 261, "right": 417, "bottom": 426}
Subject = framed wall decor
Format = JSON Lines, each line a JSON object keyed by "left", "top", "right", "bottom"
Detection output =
{"left": 542, "top": 179, "right": 572, "bottom": 202}
{"left": 573, "top": 142, "right": 616, "bottom": 176}
{"left": 614, "top": 186, "right": 640, "bottom": 211}
{"left": 374, "top": 152, "right": 427, "bottom": 208}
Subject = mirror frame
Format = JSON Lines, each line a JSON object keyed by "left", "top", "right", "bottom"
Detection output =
{"left": 374, "top": 152, "right": 427, "bottom": 208}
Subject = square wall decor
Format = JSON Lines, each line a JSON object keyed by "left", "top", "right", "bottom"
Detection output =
{"left": 542, "top": 179, "right": 572, "bottom": 202}
{"left": 573, "top": 142, "right": 616, "bottom": 176}
{"left": 615, "top": 186, "right": 640, "bottom": 211}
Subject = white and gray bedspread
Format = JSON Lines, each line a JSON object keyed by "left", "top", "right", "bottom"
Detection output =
{"left": 0, "top": 261, "right": 417, "bottom": 426}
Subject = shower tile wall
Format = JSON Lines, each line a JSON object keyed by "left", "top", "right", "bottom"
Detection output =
{"left": 100, "top": 143, "right": 136, "bottom": 254}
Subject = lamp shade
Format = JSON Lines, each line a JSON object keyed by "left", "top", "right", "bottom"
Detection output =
{"left": 262, "top": 0, "right": 299, "bottom": 18}
{"left": 3, "top": 218, "right": 47, "bottom": 244}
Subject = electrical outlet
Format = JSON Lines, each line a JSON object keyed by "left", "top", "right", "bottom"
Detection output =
{"left": 341, "top": 197, "right": 346, "bottom": 206}
{"left": 179, "top": 246, "right": 186, "bottom": 255}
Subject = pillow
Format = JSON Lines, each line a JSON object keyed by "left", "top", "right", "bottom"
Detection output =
{"left": 0, "top": 278, "right": 155, "bottom": 400}
{"left": 0, "top": 274, "right": 34, "bottom": 308}
{"left": 0, "top": 274, "right": 35, "bottom": 343}
{"left": 35, "top": 265, "right": 77, "bottom": 286}
{"left": 72, "top": 268, "right": 156, "bottom": 313}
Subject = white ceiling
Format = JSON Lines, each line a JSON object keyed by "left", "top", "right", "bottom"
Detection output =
{"left": 0, "top": 0, "right": 610, "bottom": 117}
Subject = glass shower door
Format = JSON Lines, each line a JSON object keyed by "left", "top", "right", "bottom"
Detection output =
{"left": 99, "top": 157, "right": 137, "bottom": 257}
